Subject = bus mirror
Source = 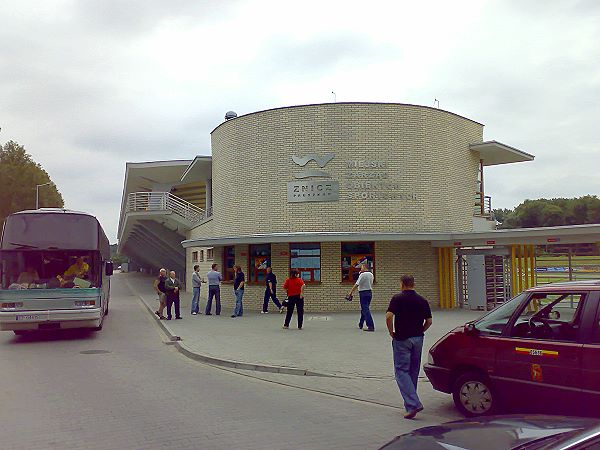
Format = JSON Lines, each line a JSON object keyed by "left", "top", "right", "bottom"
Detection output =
{"left": 105, "top": 261, "right": 114, "bottom": 276}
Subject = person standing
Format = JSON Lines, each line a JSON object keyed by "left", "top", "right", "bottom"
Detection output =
{"left": 205, "top": 263, "right": 223, "bottom": 315}
{"left": 347, "top": 264, "right": 375, "bottom": 331}
{"left": 385, "top": 275, "right": 433, "bottom": 419}
{"left": 282, "top": 270, "right": 305, "bottom": 330}
{"left": 231, "top": 265, "right": 245, "bottom": 318}
{"left": 262, "top": 267, "right": 283, "bottom": 313}
{"left": 165, "top": 270, "right": 183, "bottom": 320}
{"left": 153, "top": 268, "right": 167, "bottom": 319}
{"left": 190, "top": 265, "right": 202, "bottom": 315}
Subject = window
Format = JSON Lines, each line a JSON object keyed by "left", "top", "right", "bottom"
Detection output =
{"left": 509, "top": 292, "right": 586, "bottom": 342}
{"left": 199, "top": 250, "right": 204, "bottom": 262}
{"left": 223, "top": 246, "right": 235, "bottom": 281}
{"left": 341, "top": 242, "right": 374, "bottom": 282}
{"left": 249, "top": 244, "right": 270, "bottom": 283}
{"left": 207, "top": 248, "right": 214, "bottom": 261}
{"left": 474, "top": 292, "right": 527, "bottom": 335}
{"left": 290, "top": 243, "right": 320, "bottom": 282}
{"left": 192, "top": 251, "right": 198, "bottom": 263}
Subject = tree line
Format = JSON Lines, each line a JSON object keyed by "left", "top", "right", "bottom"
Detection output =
{"left": 494, "top": 196, "right": 600, "bottom": 229}
{"left": 0, "top": 140, "right": 64, "bottom": 227}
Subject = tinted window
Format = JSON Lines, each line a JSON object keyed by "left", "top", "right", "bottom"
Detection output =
{"left": 475, "top": 293, "right": 527, "bottom": 335}
{"left": 2, "top": 213, "right": 98, "bottom": 250}
{"left": 510, "top": 292, "right": 586, "bottom": 342}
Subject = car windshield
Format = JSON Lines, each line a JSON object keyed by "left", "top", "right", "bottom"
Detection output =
{"left": 474, "top": 292, "right": 527, "bottom": 335}
{"left": 0, "top": 250, "right": 100, "bottom": 290}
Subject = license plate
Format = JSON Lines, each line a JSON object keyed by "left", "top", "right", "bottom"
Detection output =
{"left": 15, "top": 314, "right": 44, "bottom": 321}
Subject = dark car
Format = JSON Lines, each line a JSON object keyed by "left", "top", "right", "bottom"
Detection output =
{"left": 424, "top": 281, "right": 600, "bottom": 417}
{"left": 379, "top": 415, "right": 600, "bottom": 450}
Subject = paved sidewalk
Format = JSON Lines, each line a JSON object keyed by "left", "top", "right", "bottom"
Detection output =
{"left": 123, "top": 272, "right": 484, "bottom": 420}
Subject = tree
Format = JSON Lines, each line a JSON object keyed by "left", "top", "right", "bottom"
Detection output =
{"left": 0, "top": 140, "right": 64, "bottom": 226}
{"left": 496, "top": 196, "right": 600, "bottom": 229}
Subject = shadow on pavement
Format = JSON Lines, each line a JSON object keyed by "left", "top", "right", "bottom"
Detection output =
{"left": 7, "top": 329, "right": 99, "bottom": 344}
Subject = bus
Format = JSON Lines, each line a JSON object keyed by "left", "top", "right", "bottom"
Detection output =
{"left": 0, "top": 209, "right": 113, "bottom": 335}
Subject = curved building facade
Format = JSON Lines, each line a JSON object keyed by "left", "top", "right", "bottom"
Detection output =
{"left": 179, "top": 102, "right": 534, "bottom": 313}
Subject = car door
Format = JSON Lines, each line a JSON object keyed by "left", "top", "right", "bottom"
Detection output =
{"left": 492, "top": 290, "right": 586, "bottom": 413}
{"left": 581, "top": 291, "right": 600, "bottom": 416}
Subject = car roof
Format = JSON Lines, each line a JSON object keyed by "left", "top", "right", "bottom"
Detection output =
{"left": 528, "top": 280, "right": 600, "bottom": 292}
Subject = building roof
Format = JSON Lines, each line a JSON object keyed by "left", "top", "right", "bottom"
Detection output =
{"left": 182, "top": 224, "right": 600, "bottom": 248}
{"left": 470, "top": 140, "right": 534, "bottom": 166}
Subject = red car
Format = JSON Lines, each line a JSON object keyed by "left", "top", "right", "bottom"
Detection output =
{"left": 424, "top": 281, "right": 600, "bottom": 417}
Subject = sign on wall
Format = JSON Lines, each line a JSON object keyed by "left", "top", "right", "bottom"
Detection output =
{"left": 288, "top": 153, "right": 339, "bottom": 203}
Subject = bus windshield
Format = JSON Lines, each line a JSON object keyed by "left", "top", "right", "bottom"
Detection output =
{"left": 1, "top": 213, "right": 98, "bottom": 250}
{"left": 0, "top": 250, "right": 101, "bottom": 290}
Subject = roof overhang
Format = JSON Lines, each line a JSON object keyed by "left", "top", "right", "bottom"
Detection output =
{"left": 118, "top": 160, "right": 191, "bottom": 239}
{"left": 182, "top": 224, "right": 600, "bottom": 248}
{"left": 470, "top": 140, "right": 534, "bottom": 167}
{"left": 180, "top": 155, "right": 212, "bottom": 183}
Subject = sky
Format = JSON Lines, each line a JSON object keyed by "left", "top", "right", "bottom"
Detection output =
{"left": 1, "top": 0, "right": 599, "bottom": 242}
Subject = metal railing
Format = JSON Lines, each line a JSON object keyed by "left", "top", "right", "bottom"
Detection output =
{"left": 126, "top": 192, "right": 212, "bottom": 224}
{"left": 474, "top": 192, "right": 492, "bottom": 217}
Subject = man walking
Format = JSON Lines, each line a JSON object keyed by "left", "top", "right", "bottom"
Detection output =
{"left": 190, "top": 265, "right": 202, "bottom": 315}
{"left": 165, "top": 270, "right": 183, "bottom": 320}
{"left": 205, "top": 263, "right": 223, "bottom": 315}
{"left": 386, "top": 275, "right": 432, "bottom": 419}
{"left": 347, "top": 264, "right": 375, "bottom": 331}
{"left": 262, "top": 267, "right": 283, "bottom": 314}
{"left": 153, "top": 268, "right": 167, "bottom": 319}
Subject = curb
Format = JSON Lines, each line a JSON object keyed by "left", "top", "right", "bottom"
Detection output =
{"left": 136, "top": 292, "right": 335, "bottom": 378}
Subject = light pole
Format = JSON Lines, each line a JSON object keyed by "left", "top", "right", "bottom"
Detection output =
{"left": 36, "top": 181, "right": 53, "bottom": 209}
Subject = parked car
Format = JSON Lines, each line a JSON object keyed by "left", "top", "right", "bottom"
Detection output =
{"left": 424, "top": 281, "right": 600, "bottom": 417}
{"left": 379, "top": 415, "right": 600, "bottom": 450}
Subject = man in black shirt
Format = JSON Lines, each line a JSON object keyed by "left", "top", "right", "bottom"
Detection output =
{"left": 262, "top": 267, "right": 283, "bottom": 313}
{"left": 153, "top": 268, "right": 167, "bottom": 319}
{"left": 386, "top": 275, "right": 433, "bottom": 419}
{"left": 231, "top": 265, "right": 245, "bottom": 318}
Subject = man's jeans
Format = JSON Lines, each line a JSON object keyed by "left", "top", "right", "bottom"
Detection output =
{"left": 263, "top": 288, "right": 282, "bottom": 312}
{"left": 205, "top": 286, "right": 221, "bottom": 315}
{"left": 392, "top": 336, "right": 424, "bottom": 412}
{"left": 233, "top": 289, "right": 244, "bottom": 317}
{"left": 191, "top": 287, "right": 201, "bottom": 314}
{"left": 358, "top": 290, "right": 375, "bottom": 330}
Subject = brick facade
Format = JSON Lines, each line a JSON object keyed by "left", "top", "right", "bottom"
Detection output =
{"left": 186, "top": 103, "right": 484, "bottom": 311}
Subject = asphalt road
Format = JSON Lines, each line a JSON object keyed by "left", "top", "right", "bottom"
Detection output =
{"left": 0, "top": 276, "right": 438, "bottom": 450}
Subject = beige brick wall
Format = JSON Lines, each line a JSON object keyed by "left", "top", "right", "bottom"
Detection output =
{"left": 197, "top": 103, "right": 483, "bottom": 240}
{"left": 187, "top": 241, "right": 439, "bottom": 313}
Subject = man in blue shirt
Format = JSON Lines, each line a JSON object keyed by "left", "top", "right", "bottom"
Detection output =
{"left": 262, "top": 267, "right": 283, "bottom": 314}
{"left": 205, "top": 263, "right": 223, "bottom": 315}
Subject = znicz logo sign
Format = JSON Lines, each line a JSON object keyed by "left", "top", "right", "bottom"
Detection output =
{"left": 288, "top": 153, "right": 339, "bottom": 203}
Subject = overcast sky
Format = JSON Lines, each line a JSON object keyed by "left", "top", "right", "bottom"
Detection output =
{"left": 1, "top": 0, "right": 599, "bottom": 242}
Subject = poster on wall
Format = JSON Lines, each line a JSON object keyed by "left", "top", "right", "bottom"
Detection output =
{"left": 255, "top": 257, "right": 270, "bottom": 270}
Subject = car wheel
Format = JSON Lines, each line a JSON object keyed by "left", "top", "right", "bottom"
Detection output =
{"left": 452, "top": 371, "right": 497, "bottom": 417}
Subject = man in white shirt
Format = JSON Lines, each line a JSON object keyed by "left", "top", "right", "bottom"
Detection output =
{"left": 347, "top": 264, "right": 375, "bottom": 331}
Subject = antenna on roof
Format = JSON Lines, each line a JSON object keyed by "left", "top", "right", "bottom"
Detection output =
{"left": 331, "top": 91, "right": 337, "bottom": 102}
{"left": 433, "top": 99, "right": 440, "bottom": 108}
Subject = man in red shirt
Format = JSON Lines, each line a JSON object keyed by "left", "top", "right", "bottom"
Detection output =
{"left": 282, "top": 270, "right": 305, "bottom": 329}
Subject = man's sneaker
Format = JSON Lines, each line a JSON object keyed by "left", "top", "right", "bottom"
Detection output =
{"left": 231, "top": 315, "right": 237, "bottom": 318}
{"left": 191, "top": 312, "right": 197, "bottom": 315}
{"left": 404, "top": 406, "right": 424, "bottom": 419}
{"left": 363, "top": 328, "right": 375, "bottom": 332}
{"left": 279, "top": 307, "right": 284, "bottom": 314}
{"left": 261, "top": 311, "right": 269, "bottom": 314}
{"left": 282, "top": 325, "right": 289, "bottom": 329}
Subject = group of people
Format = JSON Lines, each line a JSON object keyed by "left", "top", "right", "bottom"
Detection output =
{"left": 151, "top": 263, "right": 432, "bottom": 420}
{"left": 152, "top": 264, "right": 307, "bottom": 328}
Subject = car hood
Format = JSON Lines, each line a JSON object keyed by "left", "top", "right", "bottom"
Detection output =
{"left": 379, "top": 415, "right": 598, "bottom": 450}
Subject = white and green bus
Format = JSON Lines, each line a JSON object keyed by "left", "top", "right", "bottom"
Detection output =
{"left": 0, "top": 209, "right": 113, "bottom": 335}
